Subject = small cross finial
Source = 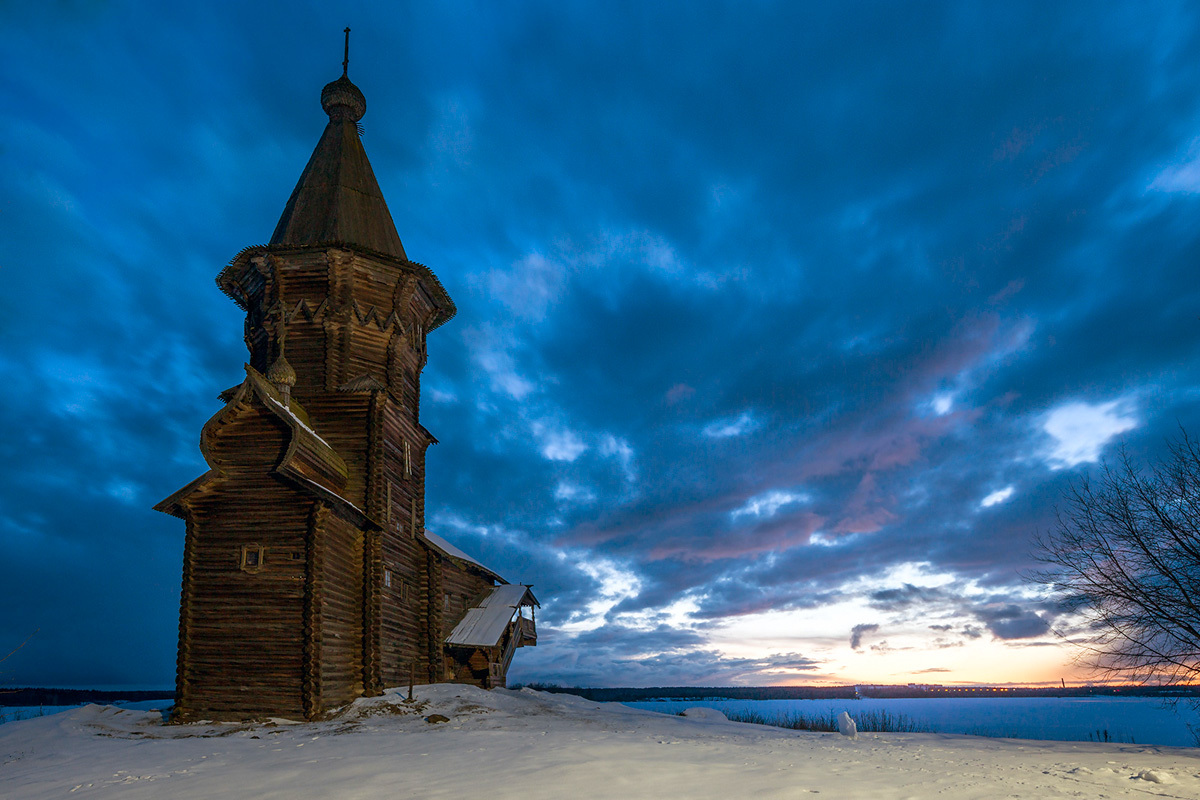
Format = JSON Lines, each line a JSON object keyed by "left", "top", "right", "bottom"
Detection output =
{"left": 343, "top": 27, "right": 351, "bottom": 77}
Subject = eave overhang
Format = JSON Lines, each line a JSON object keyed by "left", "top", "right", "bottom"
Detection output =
{"left": 154, "top": 366, "right": 374, "bottom": 529}
{"left": 216, "top": 243, "right": 456, "bottom": 331}
{"left": 421, "top": 529, "right": 507, "bottom": 585}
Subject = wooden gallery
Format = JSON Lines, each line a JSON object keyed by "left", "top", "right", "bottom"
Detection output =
{"left": 156, "top": 57, "right": 538, "bottom": 721}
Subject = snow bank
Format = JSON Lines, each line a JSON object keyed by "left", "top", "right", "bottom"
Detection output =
{"left": 680, "top": 706, "right": 728, "bottom": 722}
{"left": 1, "top": 685, "right": 1197, "bottom": 799}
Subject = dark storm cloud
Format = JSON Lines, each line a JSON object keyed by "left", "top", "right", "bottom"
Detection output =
{"left": 867, "top": 581, "right": 1060, "bottom": 642}
{"left": 3, "top": 1, "right": 1200, "bottom": 687}
{"left": 849, "top": 624, "right": 880, "bottom": 651}
{"left": 975, "top": 605, "right": 1052, "bottom": 641}
{"left": 870, "top": 586, "right": 954, "bottom": 611}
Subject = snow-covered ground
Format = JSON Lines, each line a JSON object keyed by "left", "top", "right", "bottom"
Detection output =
{"left": 2, "top": 685, "right": 1198, "bottom": 799}
{"left": 0, "top": 701, "right": 169, "bottom": 726}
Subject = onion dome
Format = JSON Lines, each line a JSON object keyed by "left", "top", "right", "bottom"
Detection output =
{"left": 321, "top": 75, "right": 366, "bottom": 122}
{"left": 267, "top": 352, "right": 297, "bottom": 404}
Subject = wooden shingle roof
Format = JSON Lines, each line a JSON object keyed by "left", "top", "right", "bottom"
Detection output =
{"left": 270, "top": 76, "right": 408, "bottom": 261}
{"left": 445, "top": 584, "right": 540, "bottom": 648}
{"left": 154, "top": 365, "right": 372, "bottom": 529}
{"left": 422, "top": 529, "right": 506, "bottom": 585}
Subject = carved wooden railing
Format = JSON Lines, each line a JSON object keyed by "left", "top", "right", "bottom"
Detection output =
{"left": 499, "top": 625, "right": 520, "bottom": 675}
{"left": 516, "top": 615, "right": 537, "bottom": 645}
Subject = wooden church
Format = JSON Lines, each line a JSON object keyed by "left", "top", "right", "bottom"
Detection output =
{"left": 156, "top": 43, "right": 537, "bottom": 721}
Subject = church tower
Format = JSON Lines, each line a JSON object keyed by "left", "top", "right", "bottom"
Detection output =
{"left": 157, "top": 37, "right": 536, "bottom": 721}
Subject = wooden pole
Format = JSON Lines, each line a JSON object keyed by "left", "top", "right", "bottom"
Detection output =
{"left": 408, "top": 661, "right": 415, "bottom": 701}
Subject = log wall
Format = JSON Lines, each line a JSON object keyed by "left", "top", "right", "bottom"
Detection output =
{"left": 318, "top": 506, "right": 365, "bottom": 707}
{"left": 258, "top": 248, "right": 445, "bottom": 690}
{"left": 300, "top": 392, "right": 371, "bottom": 508}
{"left": 378, "top": 398, "right": 430, "bottom": 685}
{"left": 176, "top": 409, "right": 309, "bottom": 720}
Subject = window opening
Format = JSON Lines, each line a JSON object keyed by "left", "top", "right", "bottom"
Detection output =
{"left": 240, "top": 544, "right": 265, "bottom": 573}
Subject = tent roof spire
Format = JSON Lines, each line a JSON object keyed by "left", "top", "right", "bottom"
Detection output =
{"left": 268, "top": 30, "right": 407, "bottom": 260}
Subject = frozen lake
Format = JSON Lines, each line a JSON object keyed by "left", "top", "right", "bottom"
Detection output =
{"left": 623, "top": 697, "right": 1200, "bottom": 747}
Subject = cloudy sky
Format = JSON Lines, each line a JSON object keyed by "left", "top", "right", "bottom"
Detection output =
{"left": 3, "top": 1, "right": 1200, "bottom": 690}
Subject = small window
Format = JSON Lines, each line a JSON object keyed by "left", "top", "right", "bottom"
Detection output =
{"left": 443, "top": 592, "right": 450, "bottom": 611}
{"left": 384, "top": 569, "right": 392, "bottom": 588}
{"left": 403, "top": 440, "right": 412, "bottom": 478}
{"left": 240, "top": 544, "right": 265, "bottom": 573}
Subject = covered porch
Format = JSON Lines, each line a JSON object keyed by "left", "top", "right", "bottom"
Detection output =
{"left": 444, "top": 584, "right": 539, "bottom": 688}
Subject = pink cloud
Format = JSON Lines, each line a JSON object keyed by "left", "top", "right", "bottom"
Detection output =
{"left": 993, "top": 124, "right": 1042, "bottom": 161}
{"left": 830, "top": 473, "right": 897, "bottom": 535}
{"left": 988, "top": 279, "right": 1025, "bottom": 304}
{"left": 647, "top": 511, "right": 825, "bottom": 563}
{"left": 664, "top": 383, "right": 696, "bottom": 405}
{"left": 558, "top": 313, "right": 1031, "bottom": 562}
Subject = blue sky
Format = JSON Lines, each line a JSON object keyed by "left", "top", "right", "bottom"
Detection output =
{"left": 3, "top": 1, "right": 1200, "bottom": 689}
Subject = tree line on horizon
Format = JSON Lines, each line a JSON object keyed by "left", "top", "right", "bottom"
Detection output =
{"left": 509, "top": 683, "right": 1200, "bottom": 703}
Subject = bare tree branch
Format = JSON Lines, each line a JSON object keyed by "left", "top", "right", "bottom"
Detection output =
{"left": 0, "top": 629, "right": 39, "bottom": 695}
{"left": 1030, "top": 432, "right": 1200, "bottom": 685}
{"left": 0, "top": 630, "right": 37, "bottom": 666}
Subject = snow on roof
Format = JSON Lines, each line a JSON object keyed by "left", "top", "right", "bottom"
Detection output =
{"left": 421, "top": 530, "right": 506, "bottom": 584}
{"left": 261, "top": 394, "right": 334, "bottom": 451}
{"left": 445, "top": 584, "right": 537, "bottom": 648}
